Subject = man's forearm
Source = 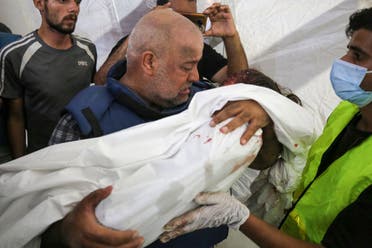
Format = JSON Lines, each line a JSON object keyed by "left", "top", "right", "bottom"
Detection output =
{"left": 223, "top": 32, "right": 248, "bottom": 76}
{"left": 240, "top": 215, "right": 324, "bottom": 248}
{"left": 7, "top": 115, "right": 25, "bottom": 158}
{"left": 41, "top": 221, "right": 67, "bottom": 248}
{"left": 93, "top": 38, "right": 129, "bottom": 85}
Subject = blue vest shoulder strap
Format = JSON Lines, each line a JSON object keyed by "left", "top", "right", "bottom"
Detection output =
{"left": 0, "top": 32, "right": 21, "bottom": 49}
{"left": 65, "top": 85, "right": 114, "bottom": 137}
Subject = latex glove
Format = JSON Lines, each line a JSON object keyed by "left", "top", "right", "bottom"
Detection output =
{"left": 159, "top": 192, "right": 250, "bottom": 243}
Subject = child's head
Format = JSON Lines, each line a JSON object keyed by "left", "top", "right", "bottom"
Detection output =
{"left": 223, "top": 69, "right": 302, "bottom": 105}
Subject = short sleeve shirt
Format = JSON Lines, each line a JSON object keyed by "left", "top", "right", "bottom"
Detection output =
{"left": 0, "top": 31, "right": 97, "bottom": 152}
{"left": 197, "top": 42, "right": 227, "bottom": 81}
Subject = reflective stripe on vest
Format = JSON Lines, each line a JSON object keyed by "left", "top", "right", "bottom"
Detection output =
{"left": 281, "top": 101, "right": 372, "bottom": 243}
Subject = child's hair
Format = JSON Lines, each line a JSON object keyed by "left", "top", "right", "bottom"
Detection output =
{"left": 222, "top": 69, "right": 302, "bottom": 105}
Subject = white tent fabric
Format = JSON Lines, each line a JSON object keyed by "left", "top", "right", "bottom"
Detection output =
{"left": 0, "top": 84, "right": 317, "bottom": 247}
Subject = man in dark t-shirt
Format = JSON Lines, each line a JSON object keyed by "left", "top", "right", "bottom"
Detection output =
{"left": 0, "top": 1, "right": 97, "bottom": 158}
{"left": 94, "top": 0, "right": 248, "bottom": 85}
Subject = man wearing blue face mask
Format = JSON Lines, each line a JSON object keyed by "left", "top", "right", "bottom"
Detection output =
{"left": 331, "top": 54, "right": 372, "bottom": 107}
{"left": 159, "top": 7, "right": 372, "bottom": 248}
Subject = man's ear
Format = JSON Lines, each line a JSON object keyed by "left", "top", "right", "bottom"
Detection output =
{"left": 142, "top": 51, "right": 157, "bottom": 76}
{"left": 33, "top": 0, "right": 45, "bottom": 13}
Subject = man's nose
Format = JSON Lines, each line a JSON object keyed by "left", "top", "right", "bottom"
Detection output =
{"left": 68, "top": 0, "right": 79, "bottom": 13}
{"left": 188, "top": 66, "right": 199, "bottom": 83}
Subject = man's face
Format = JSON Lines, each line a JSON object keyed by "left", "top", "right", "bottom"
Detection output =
{"left": 43, "top": 0, "right": 81, "bottom": 34}
{"left": 341, "top": 29, "right": 372, "bottom": 91}
{"left": 148, "top": 35, "right": 203, "bottom": 108}
{"left": 170, "top": 0, "right": 197, "bottom": 13}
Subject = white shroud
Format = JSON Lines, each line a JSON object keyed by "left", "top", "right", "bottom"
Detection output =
{"left": 0, "top": 84, "right": 317, "bottom": 247}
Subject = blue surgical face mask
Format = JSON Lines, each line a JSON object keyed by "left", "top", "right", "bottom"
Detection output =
{"left": 330, "top": 59, "right": 372, "bottom": 107}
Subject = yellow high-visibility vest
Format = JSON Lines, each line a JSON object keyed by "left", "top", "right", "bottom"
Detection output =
{"left": 281, "top": 101, "right": 372, "bottom": 243}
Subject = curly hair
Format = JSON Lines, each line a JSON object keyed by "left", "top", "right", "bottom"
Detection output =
{"left": 346, "top": 7, "right": 372, "bottom": 38}
{"left": 222, "top": 69, "right": 302, "bottom": 105}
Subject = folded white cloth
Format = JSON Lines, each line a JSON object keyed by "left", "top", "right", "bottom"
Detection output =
{"left": 0, "top": 84, "right": 317, "bottom": 247}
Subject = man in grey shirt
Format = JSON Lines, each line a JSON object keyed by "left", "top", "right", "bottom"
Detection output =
{"left": 0, "top": 0, "right": 96, "bottom": 157}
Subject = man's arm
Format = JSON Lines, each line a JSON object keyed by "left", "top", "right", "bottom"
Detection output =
{"left": 203, "top": 3, "right": 248, "bottom": 84}
{"left": 93, "top": 37, "right": 129, "bottom": 85}
{"left": 5, "top": 98, "right": 25, "bottom": 158}
{"left": 41, "top": 186, "right": 144, "bottom": 248}
{"left": 240, "top": 214, "right": 323, "bottom": 248}
{"left": 160, "top": 192, "right": 323, "bottom": 248}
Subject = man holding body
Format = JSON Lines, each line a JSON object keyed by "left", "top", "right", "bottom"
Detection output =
{"left": 160, "top": 7, "right": 372, "bottom": 248}
{"left": 93, "top": 0, "right": 248, "bottom": 85}
{"left": 43, "top": 8, "right": 276, "bottom": 248}
{"left": 0, "top": 0, "right": 96, "bottom": 158}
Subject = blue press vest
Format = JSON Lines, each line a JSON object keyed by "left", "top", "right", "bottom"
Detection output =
{"left": 66, "top": 78, "right": 213, "bottom": 137}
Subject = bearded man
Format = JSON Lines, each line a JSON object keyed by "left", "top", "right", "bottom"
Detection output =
{"left": 0, "top": 0, "right": 96, "bottom": 157}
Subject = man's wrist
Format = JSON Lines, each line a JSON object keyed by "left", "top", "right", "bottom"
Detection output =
{"left": 222, "top": 31, "right": 240, "bottom": 41}
{"left": 41, "top": 220, "right": 68, "bottom": 248}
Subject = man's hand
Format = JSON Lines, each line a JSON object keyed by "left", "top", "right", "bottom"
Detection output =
{"left": 210, "top": 100, "right": 272, "bottom": 145}
{"left": 159, "top": 192, "right": 250, "bottom": 243}
{"left": 203, "top": 3, "right": 248, "bottom": 83}
{"left": 203, "top": 3, "right": 237, "bottom": 38}
{"left": 42, "top": 186, "right": 144, "bottom": 248}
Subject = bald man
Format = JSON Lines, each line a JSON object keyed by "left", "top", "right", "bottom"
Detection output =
{"left": 93, "top": 0, "right": 248, "bottom": 86}
{"left": 44, "top": 9, "right": 273, "bottom": 248}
